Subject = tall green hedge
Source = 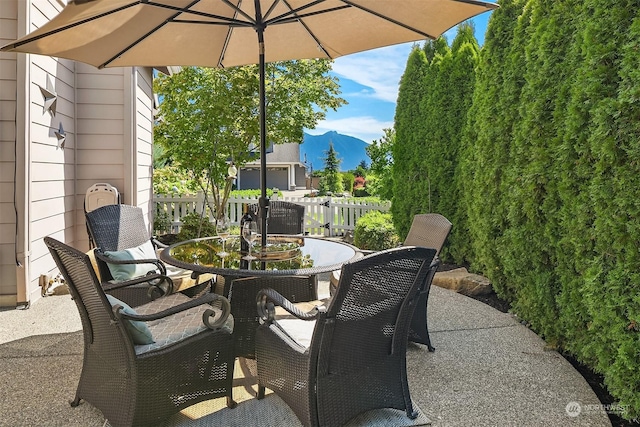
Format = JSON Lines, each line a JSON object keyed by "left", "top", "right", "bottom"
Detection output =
{"left": 393, "top": 0, "right": 640, "bottom": 419}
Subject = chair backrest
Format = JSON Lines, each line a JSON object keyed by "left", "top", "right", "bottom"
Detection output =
{"left": 86, "top": 204, "right": 151, "bottom": 251}
{"left": 44, "top": 237, "right": 133, "bottom": 364}
{"left": 249, "top": 201, "right": 305, "bottom": 235}
{"left": 403, "top": 213, "right": 452, "bottom": 257}
{"left": 84, "top": 182, "right": 120, "bottom": 213}
{"left": 319, "top": 246, "right": 436, "bottom": 370}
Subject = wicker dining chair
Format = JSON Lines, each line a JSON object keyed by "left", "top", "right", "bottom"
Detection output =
{"left": 328, "top": 213, "right": 451, "bottom": 351}
{"left": 255, "top": 246, "right": 436, "bottom": 427}
{"left": 249, "top": 200, "right": 305, "bottom": 235}
{"left": 44, "top": 237, "right": 236, "bottom": 427}
{"left": 403, "top": 213, "right": 452, "bottom": 350}
{"left": 86, "top": 204, "right": 210, "bottom": 306}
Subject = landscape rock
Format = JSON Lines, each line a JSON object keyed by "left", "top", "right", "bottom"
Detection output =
{"left": 432, "top": 267, "right": 492, "bottom": 296}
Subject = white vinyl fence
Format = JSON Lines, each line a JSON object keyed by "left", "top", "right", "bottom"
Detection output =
{"left": 154, "top": 193, "right": 390, "bottom": 237}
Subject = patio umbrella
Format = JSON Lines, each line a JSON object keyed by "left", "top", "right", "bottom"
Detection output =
{"left": 2, "top": 0, "right": 498, "bottom": 246}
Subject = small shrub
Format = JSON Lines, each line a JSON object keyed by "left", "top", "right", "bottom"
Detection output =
{"left": 353, "top": 187, "right": 370, "bottom": 197}
{"left": 153, "top": 209, "right": 171, "bottom": 236}
{"left": 177, "top": 212, "right": 216, "bottom": 241}
{"left": 353, "top": 211, "right": 401, "bottom": 251}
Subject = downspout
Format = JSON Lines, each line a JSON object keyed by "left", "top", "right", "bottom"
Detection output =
{"left": 14, "top": 0, "right": 30, "bottom": 308}
{"left": 123, "top": 68, "right": 135, "bottom": 205}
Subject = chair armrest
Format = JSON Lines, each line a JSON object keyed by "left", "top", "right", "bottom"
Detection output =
{"left": 152, "top": 237, "right": 168, "bottom": 249}
{"left": 102, "top": 272, "right": 174, "bottom": 299}
{"left": 113, "top": 292, "right": 231, "bottom": 330}
{"left": 257, "top": 288, "right": 323, "bottom": 323}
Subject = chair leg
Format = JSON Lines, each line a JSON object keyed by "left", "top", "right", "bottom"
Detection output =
{"left": 426, "top": 331, "right": 436, "bottom": 352}
{"left": 227, "top": 396, "right": 237, "bottom": 408}
{"left": 256, "top": 385, "right": 266, "bottom": 399}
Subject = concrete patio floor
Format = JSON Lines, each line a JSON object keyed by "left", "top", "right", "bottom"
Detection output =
{"left": 0, "top": 274, "right": 610, "bottom": 426}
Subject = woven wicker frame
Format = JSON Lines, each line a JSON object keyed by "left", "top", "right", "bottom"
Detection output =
{"left": 404, "top": 214, "right": 452, "bottom": 350}
{"left": 85, "top": 204, "right": 209, "bottom": 306}
{"left": 249, "top": 200, "right": 305, "bottom": 235}
{"left": 255, "top": 246, "right": 436, "bottom": 427}
{"left": 44, "top": 237, "right": 236, "bottom": 427}
{"left": 229, "top": 275, "right": 318, "bottom": 359}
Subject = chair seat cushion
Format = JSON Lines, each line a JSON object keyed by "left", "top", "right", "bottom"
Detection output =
{"left": 274, "top": 319, "right": 316, "bottom": 349}
{"left": 271, "top": 300, "right": 325, "bottom": 348}
{"left": 105, "top": 295, "right": 155, "bottom": 345}
{"left": 133, "top": 293, "right": 234, "bottom": 355}
{"left": 103, "top": 240, "right": 159, "bottom": 281}
{"left": 164, "top": 263, "right": 214, "bottom": 293}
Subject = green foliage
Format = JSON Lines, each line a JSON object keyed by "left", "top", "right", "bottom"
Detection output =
{"left": 391, "top": 46, "right": 431, "bottom": 236}
{"left": 176, "top": 212, "right": 216, "bottom": 241}
{"left": 366, "top": 128, "right": 395, "bottom": 200}
{"left": 153, "top": 209, "right": 171, "bottom": 236}
{"left": 392, "top": 0, "right": 640, "bottom": 418}
{"left": 353, "top": 211, "right": 401, "bottom": 251}
{"left": 354, "top": 161, "right": 368, "bottom": 177}
{"left": 353, "top": 187, "right": 370, "bottom": 198}
{"left": 154, "top": 62, "right": 345, "bottom": 217}
{"left": 231, "top": 189, "right": 280, "bottom": 199}
{"left": 318, "top": 143, "right": 344, "bottom": 195}
{"left": 153, "top": 166, "right": 197, "bottom": 195}
{"left": 441, "top": 0, "right": 640, "bottom": 419}
{"left": 341, "top": 172, "right": 354, "bottom": 193}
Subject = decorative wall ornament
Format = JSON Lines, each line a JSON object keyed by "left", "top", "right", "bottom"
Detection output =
{"left": 54, "top": 122, "right": 66, "bottom": 149}
{"left": 39, "top": 75, "right": 58, "bottom": 116}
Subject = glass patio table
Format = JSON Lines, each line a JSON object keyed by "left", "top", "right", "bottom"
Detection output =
{"left": 159, "top": 235, "right": 360, "bottom": 295}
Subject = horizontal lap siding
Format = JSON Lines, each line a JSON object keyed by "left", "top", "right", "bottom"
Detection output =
{"left": 27, "top": 1, "right": 76, "bottom": 301}
{"left": 75, "top": 64, "right": 126, "bottom": 250}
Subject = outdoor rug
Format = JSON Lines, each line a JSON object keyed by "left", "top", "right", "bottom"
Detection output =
{"left": 162, "top": 358, "right": 431, "bottom": 427}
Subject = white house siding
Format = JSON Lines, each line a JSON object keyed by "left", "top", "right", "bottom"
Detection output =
{"left": 21, "top": 0, "right": 78, "bottom": 306}
{"left": 0, "top": 0, "right": 154, "bottom": 307}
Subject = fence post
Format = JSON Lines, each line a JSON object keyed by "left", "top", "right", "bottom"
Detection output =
{"left": 322, "top": 198, "right": 331, "bottom": 237}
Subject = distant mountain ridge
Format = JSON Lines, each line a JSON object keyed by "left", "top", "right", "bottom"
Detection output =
{"left": 301, "top": 131, "right": 370, "bottom": 172}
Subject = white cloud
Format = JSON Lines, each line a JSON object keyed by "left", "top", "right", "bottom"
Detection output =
{"left": 306, "top": 116, "right": 394, "bottom": 144}
{"left": 332, "top": 43, "right": 415, "bottom": 103}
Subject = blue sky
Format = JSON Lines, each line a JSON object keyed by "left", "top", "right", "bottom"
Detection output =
{"left": 304, "top": 11, "right": 494, "bottom": 144}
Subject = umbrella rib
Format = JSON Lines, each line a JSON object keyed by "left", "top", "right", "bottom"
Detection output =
{"left": 454, "top": 0, "right": 499, "bottom": 9}
{"left": 338, "top": 0, "right": 437, "bottom": 40}
{"left": 5, "top": 2, "right": 139, "bottom": 49}
{"left": 100, "top": 0, "right": 203, "bottom": 68}
{"left": 274, "top": 0, "right": 333, "bottom": 58}
{"left": 265, "top": 0, "right": 343, "bottom": 25}
{"left": 148, "top": 0, "right": 256, "bottom": 25}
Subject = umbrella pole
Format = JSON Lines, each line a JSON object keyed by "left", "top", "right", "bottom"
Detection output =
{"left": 257, "top": 22, "right": 269, "bottom": 249}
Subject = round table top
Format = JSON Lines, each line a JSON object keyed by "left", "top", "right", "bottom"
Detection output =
{"left": 159, "top": 235, "right": 360, "bottom": 277}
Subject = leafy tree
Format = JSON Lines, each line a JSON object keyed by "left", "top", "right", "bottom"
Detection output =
{"left": 154, "top": 62, "right": 345, "bottom": 222}
{"left": 354, "top": 160, "right": 368, "bottom": 177}
{"left": 366, "top": 127, "right": 395, "bottom": 200}
{"left": 318, "top": 142, "right": 344, "bottom": 195}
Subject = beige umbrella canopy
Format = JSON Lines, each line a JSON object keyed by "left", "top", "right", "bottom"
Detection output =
{"left": 2, "top": 0, "right": 498, "bottom": 243}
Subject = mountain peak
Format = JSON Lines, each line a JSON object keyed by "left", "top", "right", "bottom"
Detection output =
{"left": 301, "top": 131, "right": 370, "bottom": 172}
